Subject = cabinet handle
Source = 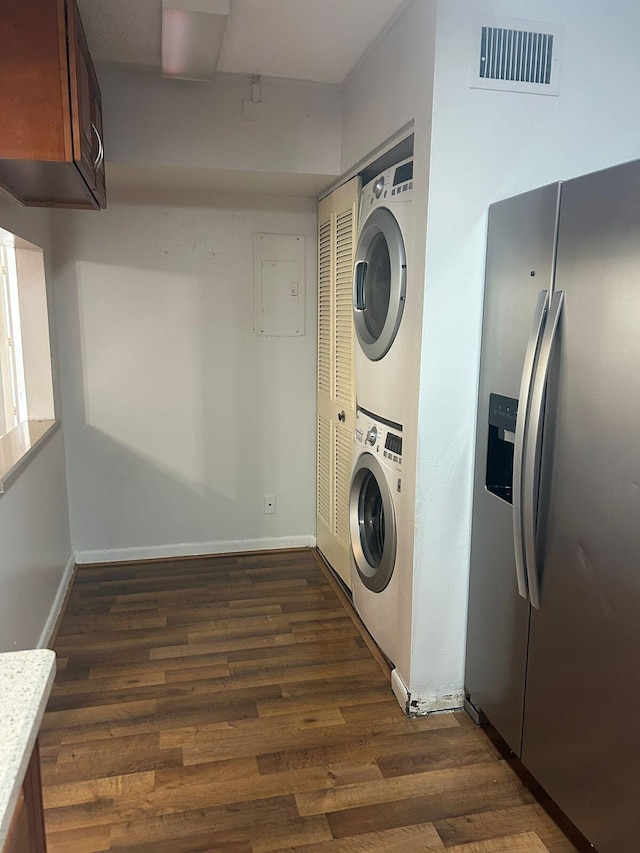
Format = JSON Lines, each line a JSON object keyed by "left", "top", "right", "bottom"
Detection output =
{"left": 338, "top": 411, "right": 346, "bottom": 422}
{"left": 92, "top": 123, "right": 104, "bottom": 171}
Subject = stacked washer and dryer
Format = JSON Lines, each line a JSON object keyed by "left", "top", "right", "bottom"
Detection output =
{"left": 349, "top": 156, "right": 422, "bottom": 692}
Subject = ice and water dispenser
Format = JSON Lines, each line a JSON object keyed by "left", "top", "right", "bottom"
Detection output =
{"left": 486, "top": 393, "right": 518, "bottom": 504}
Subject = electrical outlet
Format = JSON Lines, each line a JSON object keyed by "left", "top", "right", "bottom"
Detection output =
{"left": 264, "top": 495, "right": 276, "bottom": 514}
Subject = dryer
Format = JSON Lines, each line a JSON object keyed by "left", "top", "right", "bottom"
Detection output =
{"left": 349, "top": 408, "right": 406, "bottom": 666}
{"left": 353, "top": 157, "right": 418, "bottom": 424}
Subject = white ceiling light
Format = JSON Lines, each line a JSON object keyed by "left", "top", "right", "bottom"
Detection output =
{"left": 162, "top": 0, "right": 231, "bottom": 80}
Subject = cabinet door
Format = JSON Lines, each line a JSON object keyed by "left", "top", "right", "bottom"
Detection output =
{"left": 0, "top": 0, "right": 71, "bottom": 162}
{"left": 68, "top": 0, "right": 97, "bottom": 192}
{"left": 4, "top": 791, "right": 29, "bottom": 853}
{"left": 90, "top": 65, "right": 106, "bottom": 208}
{"left": 4, "top": 744, "right": 47, "bottom": 853}
{"left": 316, "top": 178, "right": 360, "bottom": 587}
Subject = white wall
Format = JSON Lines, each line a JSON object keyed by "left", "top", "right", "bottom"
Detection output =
{"left": 340, "top": 0, "right": 640, "bottom": 710}
{"left": 100, "top": 63, "right": 342, "bottom": 177}
{"left": 52, "top": 195, "right": 318, "bottom": 560}
{"left": 0, "top": 429, "right": 72, "bottom": 649}
{"left": 341, "top": 0, "right": 436, "bottom": 172}
{"left": 341, "top": 0, "right": 444, "bottom": 706}
{"left": 49, "top": 59, "right": 332, "bottom": 563}
{"left": 0, "top": 195, "right": 72, "bottom": 651}
{"left": 412, "top": 0, "right": 640, "bottom": 704}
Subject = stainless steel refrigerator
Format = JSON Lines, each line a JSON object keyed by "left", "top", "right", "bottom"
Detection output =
{"left": 465, "top": 159, "right": 640, "bottom": 853}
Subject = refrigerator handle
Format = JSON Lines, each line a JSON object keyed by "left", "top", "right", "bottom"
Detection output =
{"left": 513, "top": 290, "right": 549, "bottom": 600}
{"left": 523, "top": 290, "right": 565, "bottom": 610}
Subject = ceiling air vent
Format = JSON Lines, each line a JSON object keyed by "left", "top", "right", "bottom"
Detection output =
{"left": 471, "top": 17, "right": 562, "bottom": 96}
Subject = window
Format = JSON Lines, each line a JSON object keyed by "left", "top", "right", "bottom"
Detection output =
{"left": 0, "top": 226, "right": 56, "bottom": 491}
{"left": 0, "top": 246, "right": 27, "bottom": 435}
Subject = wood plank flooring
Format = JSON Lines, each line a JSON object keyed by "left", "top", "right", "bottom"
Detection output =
{"left": 41, "top": 548, "right": 590, "bottom": 852}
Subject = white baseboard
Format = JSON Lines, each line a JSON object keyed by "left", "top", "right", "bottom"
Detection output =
{"left": 74, "top": 535, "right": 317, "bottom": 565}
{"left": 38, "top": 553, "right": 76, "bottom": 649}
{"left": 391, "top": 668, "right": 411, "bottom": 713}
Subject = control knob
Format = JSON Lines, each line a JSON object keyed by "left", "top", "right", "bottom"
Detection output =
{"left": 365, "top": 426, "right": 377, "bottom": 446}
{"left": 373, "top": 176, "right": 385, "bottom": 199}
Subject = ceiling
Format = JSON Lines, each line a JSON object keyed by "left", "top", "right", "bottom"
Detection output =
{"left": 77, "top": 0, "right": 409, "bottom": 85}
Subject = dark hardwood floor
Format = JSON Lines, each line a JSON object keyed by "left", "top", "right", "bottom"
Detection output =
{"left": 40, "top": 548, "right": 588, "bottom": 852}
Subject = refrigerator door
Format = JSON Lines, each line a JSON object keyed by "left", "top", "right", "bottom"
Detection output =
{"left": 465, "top": 182, "right": 561, "bottom": 755}
{"left": 522, "top": 160, "right": 640, "bottom": 852}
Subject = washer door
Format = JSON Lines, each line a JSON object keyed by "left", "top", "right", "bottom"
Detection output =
{"left": 350, "top": 452, "right": 397, "bottom": 592}
{"left": 353, "top": 207, "right": 407, "bottom": 362}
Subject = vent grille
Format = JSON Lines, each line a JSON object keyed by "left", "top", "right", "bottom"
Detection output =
{"left": 317, "top": 415, "right": 331, "bottom": 528}
{"left": 472, "top": 17, "right": 561, "bottom": 96}
{"left": 334, "top": 207, "right": 354, "bottom": 407}
{"left": 317, "top": 218, "right": 331, "bottom": 396}
{"left": 480, "top": 27, "right": 553, "bottom": 84}
{"left": 334, "top": 422, "right": 351, "bottom": 548}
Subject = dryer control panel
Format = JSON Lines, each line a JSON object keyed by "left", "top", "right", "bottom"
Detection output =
{"left": 354, "top": 410, "right": 403, "bottom": 475}
{"left": 361, "top": 157, "right": 414, "bottom": 211}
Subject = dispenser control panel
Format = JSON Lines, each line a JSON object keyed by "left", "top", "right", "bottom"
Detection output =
{"left": 488, "top": 393, "right": 518, "bottom": 433}
{"left": 486, "top": 393, "right": 518, "bottom": 504}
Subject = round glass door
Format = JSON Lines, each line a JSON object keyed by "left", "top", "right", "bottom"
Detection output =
{"left": 353, "top": 207, "right": 406, "bottom": 362}
{"left": 358, "top": 469, "right": 385, "bottom": 567}
{"left": 350, "top": 452, "right": 396, "bottom": 592}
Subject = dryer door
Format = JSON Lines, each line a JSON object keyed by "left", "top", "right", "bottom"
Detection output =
{"left": 350, "top": 452, "right": 397, "bottom": 592}
{"left": 353, "top": 207, "right": 406, "bottom": 362}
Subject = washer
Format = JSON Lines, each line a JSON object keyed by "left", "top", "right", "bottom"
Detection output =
{"left": 349, "top": 408, "right": 405, "bottom": 665}
{"left": 353, "top": 156, "right": 416, "bottom": 424}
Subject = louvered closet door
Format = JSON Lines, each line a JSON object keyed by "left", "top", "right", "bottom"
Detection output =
{"left": 316, "top": 177, "right": 360, "bottom": 587}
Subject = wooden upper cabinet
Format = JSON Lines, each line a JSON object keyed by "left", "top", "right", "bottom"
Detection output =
{"left": 0, "top": 0, "right": 107, "bottom": 209}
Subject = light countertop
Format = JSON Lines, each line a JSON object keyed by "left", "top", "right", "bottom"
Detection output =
{"left": 0, "top": 420, "right": 59, "bottom": 495}
{"left": 0, "top": 649, "right": 56, "bottom": 846}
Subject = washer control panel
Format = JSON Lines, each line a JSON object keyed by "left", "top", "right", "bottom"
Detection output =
{"left": 354, "top": 410, "right": 403, "bottom": 474}
{"left": 361, "top": 156, "right": 414, "bottom": 212}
